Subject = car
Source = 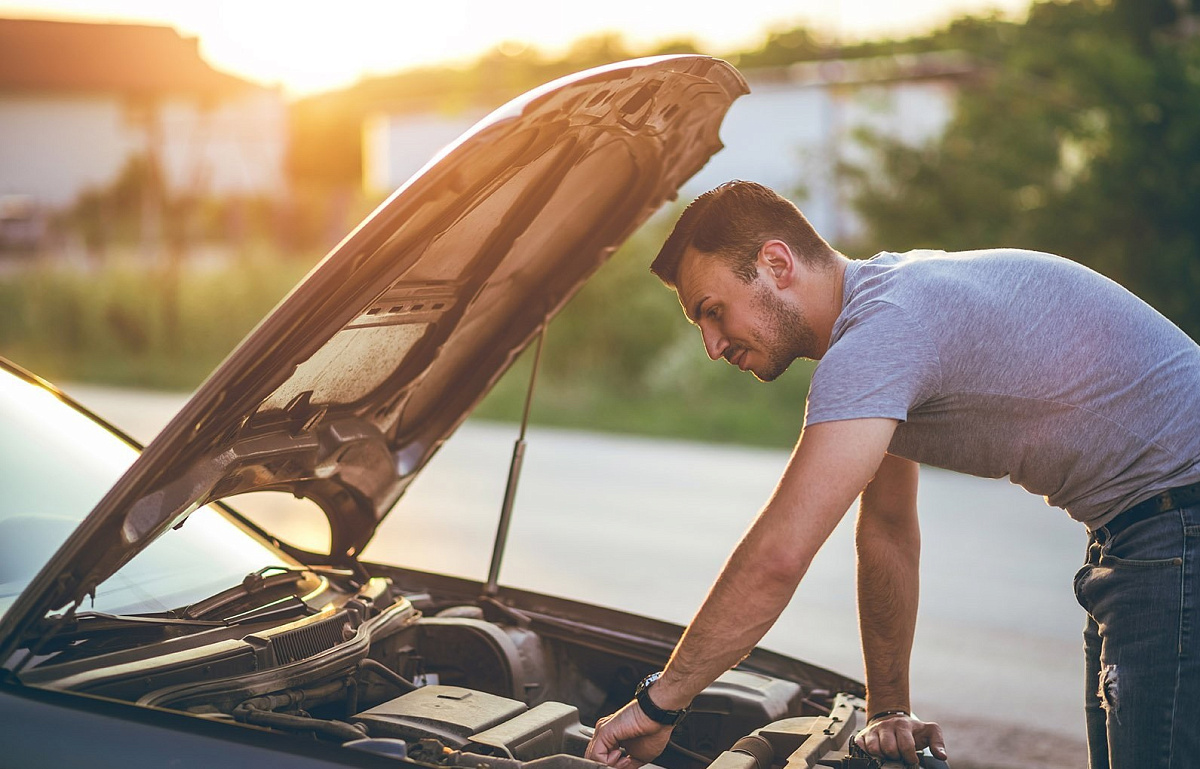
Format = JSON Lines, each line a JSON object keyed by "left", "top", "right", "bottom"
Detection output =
{"left": 0, "top": 56, "right": 949, "bottom": 768}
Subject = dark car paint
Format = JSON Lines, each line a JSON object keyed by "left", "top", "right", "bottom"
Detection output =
{"left": 0, "top": 681, "right": 405, "bottom": 769}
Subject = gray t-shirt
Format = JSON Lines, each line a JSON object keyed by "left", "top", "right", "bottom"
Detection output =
{"left": 804, "top": 248, "right": 1200, "bottom": 528}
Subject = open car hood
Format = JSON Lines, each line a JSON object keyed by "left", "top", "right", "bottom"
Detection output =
{"left": 8, "top": 56, "right": 747, "bottom": 628}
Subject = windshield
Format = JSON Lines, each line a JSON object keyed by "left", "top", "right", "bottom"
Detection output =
{"left": 0, "top": 367, "right": 287, "bottom": 618}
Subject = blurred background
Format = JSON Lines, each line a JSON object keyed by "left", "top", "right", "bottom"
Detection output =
{"left": 3, "top": 0, "right": 1196, "bottom": 444}
{"left": 3, "top": 2, "right": 1200, "bottom": 765}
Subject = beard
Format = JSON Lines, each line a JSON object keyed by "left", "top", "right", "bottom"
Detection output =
{"left": 749, "top": 282, "right": 818, "bottom": 382}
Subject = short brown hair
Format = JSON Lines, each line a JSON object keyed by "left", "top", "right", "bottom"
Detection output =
{"left": 650, "top": 180, "right": 833, "bottom": 288}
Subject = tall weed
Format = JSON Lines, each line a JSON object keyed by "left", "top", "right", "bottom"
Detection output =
{"left": 1, "top": 218, "right": 815, "bottom": 447}
{"left": 0, "top": 252, "right": 309, "bottom": 389}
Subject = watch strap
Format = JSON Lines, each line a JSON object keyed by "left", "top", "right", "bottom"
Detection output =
{"left": 635, "top": 672, "right": 688, "bottom": 726}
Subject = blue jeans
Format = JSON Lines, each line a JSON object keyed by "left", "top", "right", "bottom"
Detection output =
{"left": 1074, "top": 503, "right": 1200, "bottom": 768}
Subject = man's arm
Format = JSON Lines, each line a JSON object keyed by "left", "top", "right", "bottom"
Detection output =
{"left": 852, "top": 453, "right": 947, "bottom": 764}
{"left": 585, "top": 418, "right": 898, "bottom": 769}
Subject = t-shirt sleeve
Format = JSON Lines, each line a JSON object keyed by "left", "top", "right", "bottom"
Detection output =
{"left": 804, "top": 300, "right": 942, "bottom": 427}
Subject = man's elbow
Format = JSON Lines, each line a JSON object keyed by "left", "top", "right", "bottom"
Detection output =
{"left": 856, "top": 514, "right": 920, "bottom": 557}
{"left": 751, "top": 541, "right": 813, "bottom": 589}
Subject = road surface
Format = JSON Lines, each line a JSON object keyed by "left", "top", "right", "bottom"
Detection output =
{"left": 65, "top": 383, "right": 1089, "bottom": 768}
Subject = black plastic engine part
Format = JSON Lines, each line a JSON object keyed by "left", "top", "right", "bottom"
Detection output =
{"left": 355, "top": 685, "right": 527, "bottom": 746}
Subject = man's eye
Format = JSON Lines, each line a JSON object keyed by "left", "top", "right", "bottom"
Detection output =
{"left": 706, "top": 306, "right": 719, "bottom": 320}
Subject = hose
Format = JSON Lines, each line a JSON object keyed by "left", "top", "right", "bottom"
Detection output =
{"left": 236, "top": 707, "right": 367, "bottom": 742}
{"left": 233, "top": 679, "right": 367, "bottom": 743}
{"left": 359, "top": 658, "right": 419, "bottom": 693}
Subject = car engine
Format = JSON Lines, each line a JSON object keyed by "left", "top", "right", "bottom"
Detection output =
{"left": 19, "top": 573, "right": 943, "bottom": 769}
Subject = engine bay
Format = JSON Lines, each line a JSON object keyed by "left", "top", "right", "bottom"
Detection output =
{"left": 15, "top": 571, "right": 930, "bottom": 768}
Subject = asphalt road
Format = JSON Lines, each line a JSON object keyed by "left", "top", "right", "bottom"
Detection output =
{"left": 66, "top": 384, "right": 1089, "bottom": 768}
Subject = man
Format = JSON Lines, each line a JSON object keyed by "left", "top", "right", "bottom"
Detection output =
{"left": 583, "top": 181, "right": 1200, "bottom": 768}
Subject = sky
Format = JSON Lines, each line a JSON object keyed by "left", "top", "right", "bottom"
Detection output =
{"left": 1, "top": 0, "right": 1034, "bottom": 96}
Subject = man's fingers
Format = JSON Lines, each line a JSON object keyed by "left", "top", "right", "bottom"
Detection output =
{"left": 585, "top": 702, "right": 672, "bottom": 768}
{"left": 585, "top": 718, "right": 618, "bottom": 764}
{"left": 896, "top": 728, "right": 919, "bottom": 766}
{"left": 917, "top": 722, "right": 948, "bottom": 760}
{"left": 854, "top": 728, "right": 876, "bottom": 757}
{"left": 875, "top": 726, "right": 899, "bottom": 760}
{"left": 590, "top": 745, "right": 618, "bottom": 764}
{"left": 612, "top": 751, "right": 643, "bottom": 769}
{"left": 856, "top": 716, "right": 948, "bottom": 765}
{"left": 592, "top": 743, "right": 638, "bottom": 768}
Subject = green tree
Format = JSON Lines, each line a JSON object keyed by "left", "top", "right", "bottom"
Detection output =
{"left": 847, "top": 0, "right": 1200, "bottom": 337}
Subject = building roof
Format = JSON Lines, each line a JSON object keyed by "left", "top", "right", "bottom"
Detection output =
{"left": 0, "top": 17, "right": 255, "bottom": 97}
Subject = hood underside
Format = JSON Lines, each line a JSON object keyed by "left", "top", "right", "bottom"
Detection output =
{"left": 4, "top": 56, "right": 747, "bottom": 638}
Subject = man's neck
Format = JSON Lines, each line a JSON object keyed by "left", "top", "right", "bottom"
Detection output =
{"left": 802, "top": 253, "right": 849, "bottom": 358}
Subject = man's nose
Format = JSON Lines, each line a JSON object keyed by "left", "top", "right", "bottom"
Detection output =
{"left": 701, "top": 323, "right": 726, "bottom": 361}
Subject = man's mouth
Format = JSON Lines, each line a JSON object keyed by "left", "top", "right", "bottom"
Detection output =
{"left": 725, "top": 347, "right": 749, "bottom": 371}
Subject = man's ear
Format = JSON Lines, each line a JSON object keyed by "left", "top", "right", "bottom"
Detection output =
{"left": 758, "top": 240, "right": 796, "bottom": 289}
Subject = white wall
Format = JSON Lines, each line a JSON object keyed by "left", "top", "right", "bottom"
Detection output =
{"left": 361, "top": 73, "right": 957, "bottom": 245}
{"left": 0, "top": 89, "right": 287, "bottom": 208}
{"left": 686, "top": 76, "right": 957, "bottom": 242}
{"left": 0, "top": 94, "right": 138, "bottom": 206}
{"left": 158, "top": 90, "right": 288, "bottom": 198}
{"left": 362, "top": 110, "right": 487, "bottom": 197}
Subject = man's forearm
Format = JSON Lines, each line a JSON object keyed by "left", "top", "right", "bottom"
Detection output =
{"left": 857, "top": 527, "right": 920, "bottom": 713}
{"left": 855, "top": 456, "right": 921, "bottom": 715}
{"left": 652, "top": 522, "right": 811, "bottom": 709}
{"left": 649, "top": 420, "right": 902, "bottom": 712}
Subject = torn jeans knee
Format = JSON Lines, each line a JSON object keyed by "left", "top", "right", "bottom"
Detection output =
{"left": 1098, "top": 664, "right": 1120, "bottom": 722}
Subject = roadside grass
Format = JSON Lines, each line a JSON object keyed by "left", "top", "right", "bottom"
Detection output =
{"left": 0, "top": 221, "right": 816, "bottom": 449}
{"left": 0, "top": 250, "right": 312, "bottom": 390}
{"left": 474, "top": 346, "right": 814, "bottom": 448}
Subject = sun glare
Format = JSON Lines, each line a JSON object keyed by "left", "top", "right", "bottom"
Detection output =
{"left": 0, "top": 0, "right": 1033, "bottom": 96}
{"left": 191, "top": 2, "right": 476, "bottom": 95}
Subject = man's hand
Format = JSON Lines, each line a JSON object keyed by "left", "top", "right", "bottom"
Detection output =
{"left": 585, "top": 700, "right": 673, "bottom": 769}
{"left": 854, "top": 713, "right": 947, "bottom": 766}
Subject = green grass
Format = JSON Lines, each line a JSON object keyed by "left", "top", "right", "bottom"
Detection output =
{"left": 473, "top": 333, "right": 815, "bottom": 449}
{"left": 1, "top": 223, "right": 815, "bottom": 449}
{"left": 0, "top": 252, "right": 311, "bottom": 390}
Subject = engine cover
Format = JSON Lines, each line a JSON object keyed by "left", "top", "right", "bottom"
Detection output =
{"left": 356, "top": 685, "right": 528, "bottom": 746}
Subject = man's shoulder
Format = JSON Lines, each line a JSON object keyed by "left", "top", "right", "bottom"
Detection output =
{"left": 857, "top": 247, "right": 1073, "bottom": 279}
{"left": 846, "top": 248, "right": 1090, "bottom": 310}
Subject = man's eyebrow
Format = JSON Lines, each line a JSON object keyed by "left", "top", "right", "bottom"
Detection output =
{"left": 687, "top": 297, "right": 706, "bottom": 325}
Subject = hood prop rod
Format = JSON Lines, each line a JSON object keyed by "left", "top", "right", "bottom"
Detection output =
{"left": 484, "top": 328, "right": 547, "bottom": 597}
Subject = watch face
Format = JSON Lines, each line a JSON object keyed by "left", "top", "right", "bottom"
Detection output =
{"left": 635, "top": 671, "right": 686, "bottom": 726}
{"left": 636, "top": 671, "right": 663, "bottom": 695}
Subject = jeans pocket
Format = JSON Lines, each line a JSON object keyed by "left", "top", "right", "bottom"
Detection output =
{"left": 1097, "top": 553, "right": 1183, "bottom": 569}
{"left": 1102, "top": 513, "right": 1184, "bottom": 566}
{"left": 1074, "top": 563, "right": 1093, "bottom": 609}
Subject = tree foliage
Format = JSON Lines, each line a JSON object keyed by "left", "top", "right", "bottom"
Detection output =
{"left": 847, "top": 0, "right": 1200, "bottom": 337}
{"left": 473, "top": 212, "right": 816, "bottom": 446}
{"left": 289, "top": 33, "right": 657, "bottom": 188}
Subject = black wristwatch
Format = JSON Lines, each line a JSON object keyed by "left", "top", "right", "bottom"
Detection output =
{"left": 634, "top": 671, "right": 689, "bottom": 726}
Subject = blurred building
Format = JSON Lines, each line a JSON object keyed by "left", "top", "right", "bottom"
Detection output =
{"left": 689, "top": 52, "right": 973, "bottom": 243}
{"left": 361, "top": 52, "right": 973, "bottom": 244}
{"left": 0, "top": 18, "right": 287, "bottom": 212}
{"left": 362, "top": 111, "right": 485, "bottom": 200}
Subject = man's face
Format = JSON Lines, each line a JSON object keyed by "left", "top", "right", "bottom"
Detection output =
{"left": 676, "top": 247, "right": 817, "bottom": 382}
